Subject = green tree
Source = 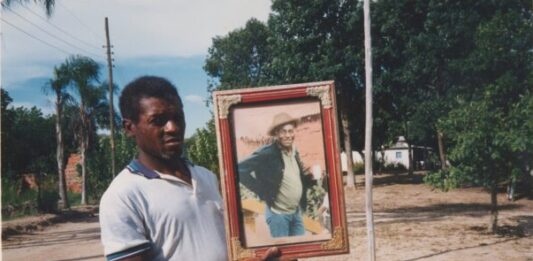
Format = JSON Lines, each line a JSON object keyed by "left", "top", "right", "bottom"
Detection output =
{"left": 205, "top": 18, "right": 274, "bottom": 93}
{"left": 42, "top": 64, "right": 72, "bottom": 209}
{"left": 425, "top": 6, "right": 533, "bottom": 233}
{"left": 87, "top": 132, "right": 136, "bottom": 202}
{"left": 268, "top": 0, "right": 365, "bottom": 187}
{"left": 63, "top": 55, "right": 102, "bottom": 205}
{"left": 186, "top": 119, "right": 219, "bottom": 176}
{"left": 1, "top": 89, "right": 14, "bottom": 176}
{"left": 205, "top": 0, "right": 366, "bottom": 187}
{"left": 1, "top": 103, "right": 56, "bottom": 182}
{"left": 371, "top": 0, "right": 532, "bottom": 173}
{"left": 3, "top": 0, "right": 55, "bottom": 16}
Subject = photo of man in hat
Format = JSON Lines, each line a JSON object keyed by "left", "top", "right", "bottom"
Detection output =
{"left": 238, "top": 112, "right": 316, "bottom": 238}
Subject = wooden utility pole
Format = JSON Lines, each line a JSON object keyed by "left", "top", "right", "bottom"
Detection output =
{"left": 104, "top": 17, "right": 116, "bottom": 178}
{"left": 363, "top": 0, "right": 376, "bottom": 260}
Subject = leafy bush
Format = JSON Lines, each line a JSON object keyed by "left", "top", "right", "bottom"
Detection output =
{"left": 86, "top": 133, "right": 137, "bottom": 203}
{"left": 186, "top": 119, "right": 219, "bottom": 176}
{"left": 1, "top": 176, "right": 59, "bottom": 219}
{"left": 68, "top": 192, "right": 82, "bottom": 206}
{"left": 423, "top": 168, "right": 466, "bottom": 191}
{"left": 306, "top": 184, "right": 326, "bottom": 219}
{"left": 383, "top": 162, "right": 407, "bottom": 172}
{"left": 352, "top": 163, "right": 365, "bottom": 174}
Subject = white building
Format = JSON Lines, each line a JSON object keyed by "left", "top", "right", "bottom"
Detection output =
{"left": 340, "top": 136, "right": 434, "bottom": 172}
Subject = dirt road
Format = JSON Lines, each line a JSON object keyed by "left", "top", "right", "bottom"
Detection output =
{"left": 2, "top": 215, "right": 103, "bottom": 261}
{"left": 2, "top": 173, "right": 533, "bottom": 261}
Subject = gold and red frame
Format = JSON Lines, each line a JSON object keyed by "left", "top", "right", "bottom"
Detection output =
{"left": 213, "top": 81, "right": 349, "bottom": 260}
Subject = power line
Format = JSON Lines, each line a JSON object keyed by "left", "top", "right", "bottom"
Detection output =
{"left": 56, "top": 1, "right": 103, "bottom": 43}
{"left": 20, "top": 3, "right": 102, "bottom": 52}
{"left": 1, "top": 17, "right": 71, "bottom": 56}
{"left": 4, "top": 6, "right": 104, "bottom": 59}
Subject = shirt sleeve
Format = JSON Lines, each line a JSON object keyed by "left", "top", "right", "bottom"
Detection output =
{"left": 99, "top": 185, "right": 151, "bottom": 261}
{"left": 237, "top": 149, "right": 265, "bottom": 194}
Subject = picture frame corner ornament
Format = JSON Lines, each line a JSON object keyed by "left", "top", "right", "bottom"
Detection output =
{"left": 306, "top": 85, "right": 332, "bottom": 108}
{"left": 217, "top": 94, "right": 242, "bottom": 119}
{"left": 320, "top": 226, "right": 345, "bottom": 250}
{"left": 231, "top": 237, "right": 255, "bottom": 260}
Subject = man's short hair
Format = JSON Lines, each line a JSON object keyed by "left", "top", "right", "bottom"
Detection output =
{"left": 119, "top": 76, "right": 182, "bottom": 122}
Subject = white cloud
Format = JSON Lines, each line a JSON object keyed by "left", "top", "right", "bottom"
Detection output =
{"left": 2, "top": 0, "right": 271, "bottom": 85}
{"left": 8, "top": 101, "right": 55, "bottom": 116}
{"left": 184, "top": 94, "right": 204, "bottom": 105}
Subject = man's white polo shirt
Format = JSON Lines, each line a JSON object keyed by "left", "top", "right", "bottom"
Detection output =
{"left": 99, "top": 160, "right": 227, "bottom": 261}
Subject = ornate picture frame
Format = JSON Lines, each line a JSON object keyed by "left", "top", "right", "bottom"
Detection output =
{"left": 213, "top": 81, "right": 349, "bottom": 260}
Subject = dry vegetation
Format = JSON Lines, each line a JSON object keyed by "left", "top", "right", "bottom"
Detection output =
{"left": 307, "top": 172, "right": 533, "bottom": 261}
{"left": 2, "top": 173, "right": 532, "bottom": 261}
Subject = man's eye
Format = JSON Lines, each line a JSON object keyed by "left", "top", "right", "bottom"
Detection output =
{"left": 152, "top": 118, "right": 166, "bottom": 126}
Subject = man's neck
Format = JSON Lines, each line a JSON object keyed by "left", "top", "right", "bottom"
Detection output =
{"left": 277, "top": 142, "right": 294, "bottom": 155}
{"left": 137, "top": 153, "right": 192, "bottom": 184}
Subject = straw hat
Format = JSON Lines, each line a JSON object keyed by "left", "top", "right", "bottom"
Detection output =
{"left": 268, "top": 112, "right": 299, "bottom": 136}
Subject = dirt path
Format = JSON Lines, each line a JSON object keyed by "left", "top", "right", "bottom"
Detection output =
{"left": 2, "top": 173, "right": 532, "bottom": 261}
{"left": 2, "top": 214, "right": 103, "bottom": 261}
{"left": 308, "top": 173, "right": 533, "bottom": 261}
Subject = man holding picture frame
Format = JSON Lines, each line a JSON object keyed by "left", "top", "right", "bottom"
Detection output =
{"left": 238, "top": 112, "right": 316, "bottom": 238}
{"left": 98, "top": 76, "right": 279, "bottom": 261}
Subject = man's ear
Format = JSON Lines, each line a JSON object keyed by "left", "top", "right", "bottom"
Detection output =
{"left": 123, "top": 119, "right": 135, "bottom": 137}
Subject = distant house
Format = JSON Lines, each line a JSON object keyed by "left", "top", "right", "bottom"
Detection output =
{"left": 376, "top": 136, "right": 433, "bottom": 170}
{"left": 340, "top": 136, "right": 434, "bottom": 172}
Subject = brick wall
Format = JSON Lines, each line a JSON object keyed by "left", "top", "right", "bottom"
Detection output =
{"left": 65, "top": 153, "right": 82, "bottom": 193}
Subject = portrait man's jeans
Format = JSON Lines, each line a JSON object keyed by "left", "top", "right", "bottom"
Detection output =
{"left": 265, "top": 206, "right": 305, "bottom": 237}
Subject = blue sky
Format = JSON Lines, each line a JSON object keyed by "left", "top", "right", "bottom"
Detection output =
{"left": 1, "top": 0, "right": 271, "bottom": 137}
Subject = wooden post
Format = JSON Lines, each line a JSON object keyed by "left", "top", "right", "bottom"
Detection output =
{"left": 363, "top": 0, "right": 376, "bottom": 260}
{"left": 105, "top": 17, "right": 116, "bottom": 178}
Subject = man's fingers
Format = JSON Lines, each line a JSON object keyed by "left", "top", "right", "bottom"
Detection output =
{"left": 261, "top": 247, "right": 281, "bottom": 261}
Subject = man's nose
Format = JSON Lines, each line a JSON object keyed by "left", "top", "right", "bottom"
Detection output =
{"left": 164, "top": 120, "right": 179, "bottom": 133}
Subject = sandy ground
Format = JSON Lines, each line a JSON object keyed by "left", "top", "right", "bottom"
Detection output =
{"left": 2, "top": 208, "right": 103, "bottom": 261}
{"left": 2, "top": 173, "right": 532, "bottom": 261}
{"left": 308, "top": 173, "right": 533, "bottom": 261}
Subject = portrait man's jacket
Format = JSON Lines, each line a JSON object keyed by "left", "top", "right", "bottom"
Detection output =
{"left": 238, "top": 142, "right": 315, "bottom": 210}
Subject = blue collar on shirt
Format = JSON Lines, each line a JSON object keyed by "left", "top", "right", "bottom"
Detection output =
{"left": 127, "top": 160, "right": 160, "bottom": 179}
{"left": 126, "top": 159, "right": 195, "bottom": 179}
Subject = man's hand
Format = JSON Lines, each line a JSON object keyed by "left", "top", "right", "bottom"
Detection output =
{"left": 260, "top": 247, "right": 281, "bottom": 261}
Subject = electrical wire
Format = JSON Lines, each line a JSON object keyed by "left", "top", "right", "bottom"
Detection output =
{"left": 4, "top": 6, "right": 104, "bottom": 59}
{"left": 19, "top": 3, "right": 103, "bottom": 52}
{"left": 1, "top": 17, "right": 71, "bottom": 56}
{"left": 56, "top": 1, "right": 103, "bottom": 43}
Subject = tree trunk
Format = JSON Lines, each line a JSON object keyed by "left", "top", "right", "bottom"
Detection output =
{"left": 378, "top": 149, "right": 385, "bottom": 175}
{"left": 405, "top": 121, "right": 413, "bottom": 176}
{"left": 80, "top": 105, "right": 88, "bottom": 205}
{"left": 342, "top": 113, "right": 356, "bottom": 188}
{"left": 408, "top": 141, "right": 414, "bottom": 176}
{"left": 80, "top": 133, "right": 87, "bottom": 205}
{"left": 490, "top": 181, "right": 498, "bottom": 233}
{"left": 363, "top": 0, "right": 376, "bottom": 259}
{"left": 437, "top": 130, "right": 447, "bottom": 170}
{"left": 55, "top": 96, "right": 69, "bottom": 209}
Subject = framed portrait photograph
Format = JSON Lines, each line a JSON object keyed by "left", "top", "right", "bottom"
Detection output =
{"left": 213, "top": 81, "right": 349, "bottom": 260}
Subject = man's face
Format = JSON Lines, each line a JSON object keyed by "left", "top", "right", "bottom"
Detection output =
{"left": 125, "top": 97, "right": 186, "bottom": 161}
{"left": 276, "top": 123, "right": 296, "bottom": 151}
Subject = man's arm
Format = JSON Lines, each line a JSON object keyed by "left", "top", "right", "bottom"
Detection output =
{"left": 100, "top": 187, "right": 152, "bottom": 261}
{"left": 237, "top": 150, "right": 264, "bottom": 195}
{"left": 107, "top": 251, "right": 149, "bottom": 261}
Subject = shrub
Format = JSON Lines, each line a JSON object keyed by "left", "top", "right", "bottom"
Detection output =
{"left": 423, "top": 168, "right": 466, "bottom": 191}
{"left": 383, "top": 162, "right": 407, "bottom": 172}
{"left": 352, "top": 163, "right": 365, "bottom": 174}
{"left": 1, "top": 176, "right": 58, "bottom": 219}
{"left": 306, "top": 184, "right": 326, "bottom": 219}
